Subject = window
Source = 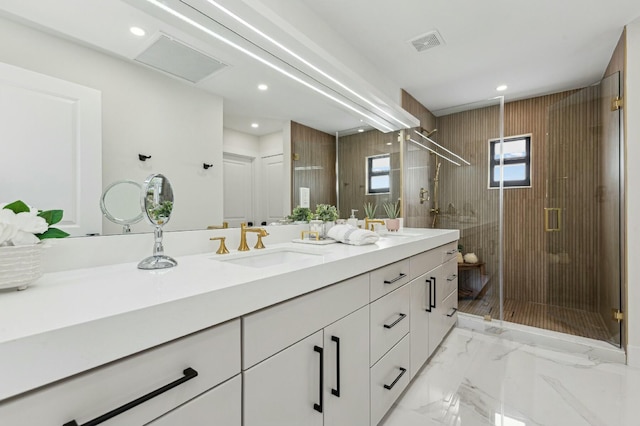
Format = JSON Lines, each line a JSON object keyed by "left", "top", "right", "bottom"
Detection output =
{"left": 367, "top": 154, "right": 390, "bottom": 194}
{"left": 488, "top": 135, "right": 531, "bottom": 188}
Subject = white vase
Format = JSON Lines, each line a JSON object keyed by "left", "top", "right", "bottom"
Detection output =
{"left": 0, "top": 243, "right": 44, "bottom": 290}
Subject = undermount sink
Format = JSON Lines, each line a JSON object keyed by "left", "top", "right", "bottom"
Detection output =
{"left": 214, "top": 247, "right": 326, "bottom": 268}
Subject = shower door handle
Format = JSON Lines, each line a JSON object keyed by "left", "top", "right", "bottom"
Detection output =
{"left": 544, "top": 208, "right": 562, "bottom": 232}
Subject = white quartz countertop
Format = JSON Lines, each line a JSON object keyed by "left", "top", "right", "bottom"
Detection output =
{"left": 0, "top": 227, "right": 458, "bottom": 400}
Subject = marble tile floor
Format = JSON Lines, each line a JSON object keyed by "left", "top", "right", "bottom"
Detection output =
{"left": 380, "top": 327, "right": 639, "bottom": 426}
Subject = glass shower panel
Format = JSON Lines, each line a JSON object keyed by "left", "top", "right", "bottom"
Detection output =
{"left": 545, "top": 74, "right": 622, "bottom": 346}
{"left": 403, "top": 98, "right": 503, "bottom": 321}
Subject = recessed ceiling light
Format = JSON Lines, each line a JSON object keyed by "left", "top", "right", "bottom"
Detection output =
{"left": 258, "top": 84, "right": 268, "bottom": 91}
{"left": 130, "top": 27, "right": 146, "bottom": 37}
{"left": 358, "top": 128, "right": 364, "bottom": 133}
{"left": 251, "top": 123, "right": 259, "bottom": 128}
{"left": 496, "top": 84, "right": 508, "bottom": 91}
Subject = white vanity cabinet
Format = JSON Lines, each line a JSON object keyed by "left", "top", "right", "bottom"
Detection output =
{"left": 0, "top": 319, "right": 241, "bottom": 426}
{"left": 409, "top": 242, "right": 459, "bottom": 378}
{"left": 242, "top": 274, "right": 370, "bottom": 426}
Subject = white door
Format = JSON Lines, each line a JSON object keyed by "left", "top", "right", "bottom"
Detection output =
{"left": 323, "top": 306, "right": 370, "bottom": 426}
{"left": 223, "top": 153, "right": 254, "bottom": 227}
{"left": 409, "top": 269, "right": 434, "bottom": 377}
{"left": 243, "top": 331, "right": 324, "bottom": 426}
{"left": 0, "top": 62, "right": 102, "bottom": 237}
{"left": 261, "top": 154, "right": 285, "bottom": 224}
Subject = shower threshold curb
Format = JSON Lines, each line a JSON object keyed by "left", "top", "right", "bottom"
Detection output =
{"left": 457, "top": 312, "right": 626, "bottom": 364}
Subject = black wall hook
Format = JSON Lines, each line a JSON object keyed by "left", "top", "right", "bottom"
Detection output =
{"left": 203, "top": 163, "right": 213, "bottom": 170}
{"left": 138, "top": 154, "right": 152, "bottom": 162}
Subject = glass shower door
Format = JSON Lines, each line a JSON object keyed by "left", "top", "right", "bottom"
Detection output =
{"left": 545, "top": 73, "right": 622, "bottom": 346}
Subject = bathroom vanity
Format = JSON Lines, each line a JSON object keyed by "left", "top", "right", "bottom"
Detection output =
{"left": 0, "top": 227, "right": 458, "bottom": 425}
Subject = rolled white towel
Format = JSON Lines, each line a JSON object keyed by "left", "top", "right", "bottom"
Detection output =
{"left": 327, "top": 224, "right": 379, "bottom": 246}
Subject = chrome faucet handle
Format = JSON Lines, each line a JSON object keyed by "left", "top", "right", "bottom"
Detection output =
{"left": 210, "top": 236, "right": 229, "bottom": 254}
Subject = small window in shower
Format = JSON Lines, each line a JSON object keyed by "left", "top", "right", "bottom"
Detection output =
{"left": 488, "top": 135, "right": 531, "bottom": 188}
{"left": 366, "top": 154, "right": 390, "bottom": 194}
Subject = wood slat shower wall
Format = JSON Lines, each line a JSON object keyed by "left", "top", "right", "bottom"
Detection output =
{"left": 338, "top": 129, "right": 399, "bottom": 219}
{"left": 434, "top": 91, "right": 602, "bottom": 309}
{"left": 291, "top": 121, "right": 336, "bottom": 209}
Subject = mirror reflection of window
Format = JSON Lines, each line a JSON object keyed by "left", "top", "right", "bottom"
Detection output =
{"left": 367, "top": 154, "right": 391, "bottom": 194}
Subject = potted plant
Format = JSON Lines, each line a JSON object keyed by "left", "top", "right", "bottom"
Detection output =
{"left": 310, "top": 204, "right": 339, "bottom": 238}
{"left": 363, "top": 202, "right": 377, "bottom": 219}
{"left": 288, "top": 206, "right": 313, "bottom": 223}
{"left": 0, "top": 200, "right": 69, "bottom": 290}
{"left": 382, "top": 201, "right": 401, "bottom": 232}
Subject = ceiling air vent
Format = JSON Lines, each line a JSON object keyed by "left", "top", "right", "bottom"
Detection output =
{"left": 135, "top": 34, "right": 227, "bottom": 83}
{"left": 408, "top": 30, "right": 445, "bottom": 53}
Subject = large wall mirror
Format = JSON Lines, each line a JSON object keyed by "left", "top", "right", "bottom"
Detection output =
{"left": 0, "top": 0, "right": 417, "bottom": 236}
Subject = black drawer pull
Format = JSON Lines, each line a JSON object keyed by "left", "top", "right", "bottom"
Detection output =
{"left": 383, "top": 313, "right": 407, "bottom": 329}
{"left": 446, "top": 249, "right": 457, "bottom": 255}
{"left": 425, "top": 278, "right": 432, "bottom": 312}
{"left": 383, "top": 367, "right": 407, "bottom": 390}
{"left": 331, "top": 336, "right": 341, "bottom": 397}
{"left": 383, "top": 273, "right": 406, "bottom": 284}
{"left": 313, "top": 345, "right": 324, "bottom": 413}
{"left": 447, "top": 274, "right": 457, "bottom": 281}
{"left": 447, "top": 308, "right": 458, "bottom": 317}
{"left": 63, "top": 367, "right": 198, "bottom": 426}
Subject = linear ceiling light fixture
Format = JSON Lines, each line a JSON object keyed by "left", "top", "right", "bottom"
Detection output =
{"left": 142, "top": 0, "right": 395, "bottom": 132}
{"left": 409, "top": 138, "right": 461, "bottom": 167}
{"left": 202, "top": 0, "right": 414, "bottom": 130}
{"left": 413, "top": 130, "right": 470, "bottom": 165}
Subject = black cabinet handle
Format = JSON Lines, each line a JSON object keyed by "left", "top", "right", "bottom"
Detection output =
{"left": 331, "top": 336, "right": 340, "bottom": 397}
{"left": 446, "top": 249, "right": 457, "bottom": 255}
{"left": 431, "top": 276, "right": 437, "bottom": 309}
{"left": 383, "top": 367, "right": 407, "bottom": 390}
{"left": 447, "top": 274, "right": 457, "bottom": 281}
{"left": 383, "top": 313, "right": 407, "bottom": 329}
{"left": 313, "top": 345, "right": 323, "bottom": 413}
{"left": 447, "top": 308, "right": 458, "bottom": 317}
{"left": 383, "top": 273, "right": 407, "bottom": 284}
{"left": 425, "top": 278, "right": 432, "bottom": 312}
{"left": 63, "top": 367, "right": 198, "bottom": 426}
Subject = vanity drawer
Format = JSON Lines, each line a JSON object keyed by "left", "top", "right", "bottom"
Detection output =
{"left": 441, "top": 241, "right": 459, "bottom": 263}
{"left": 243, "top": 273, "right": 369, "bottom": 369}
{"left": 442, "top": 257, "right": 459, "bottom": 299}
{"left": 370, "top": 284, "right": 410, "bottom": 366}
{"left": 148, "top": 374, "right": 241, "bottom": 425}
{"left": 0, "top": 320, "right": 240, "bottom": 426}
{"left": 370, "top": 335, "right": 410, "bottom": 426}
{"left": 442, "top": 289, "right": 458, "bottom": 334}
{"left": 409, "top": 248, "right": 441, "bottom": 279}
{"left": 370, "top": 259, "right": 410, "bottom": 301}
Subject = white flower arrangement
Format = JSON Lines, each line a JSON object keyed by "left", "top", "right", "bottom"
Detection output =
{"left": 0, "top": 200, "right": 69, "bottom": 246}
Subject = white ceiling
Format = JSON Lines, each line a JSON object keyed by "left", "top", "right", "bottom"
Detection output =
{"left": 1, "top": 0, "right": 639, "bottom": 134}
{"left": 300, "top": 0, "right": 640, "bottom": 115}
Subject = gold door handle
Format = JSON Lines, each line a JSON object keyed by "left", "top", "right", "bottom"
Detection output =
{"left": 544, "top": 208, "right": 562, "bottom": 232}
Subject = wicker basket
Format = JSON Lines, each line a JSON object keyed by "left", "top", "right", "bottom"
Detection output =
{"left": 0, "top": 243, "right": 43, "bottom": 290}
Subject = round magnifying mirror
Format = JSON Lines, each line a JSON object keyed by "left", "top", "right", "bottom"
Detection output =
{"left": 138, "top": 173, "right": 177, "bottom": 270}
{"left": 100, "top": 180, "right": 144, "bottom": 233}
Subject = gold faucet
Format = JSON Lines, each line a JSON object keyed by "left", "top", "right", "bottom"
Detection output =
{"left": 210, "top": 236, "right": 230, "bottom": 254}
{"left": 238, "top": 223, "right": 269, "bottom": 251}
{"left": 365, "top": 218, "right": 385, "bottom": 231}
{"left": 207, "top": 222, "right": 228, "bottom": 230}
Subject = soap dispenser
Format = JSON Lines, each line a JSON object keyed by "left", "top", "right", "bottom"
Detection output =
{"left": 347, "top": 209, "right": 358, "bottom": 228}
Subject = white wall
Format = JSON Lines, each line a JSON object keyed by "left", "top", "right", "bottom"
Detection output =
{"left": 625, "top": 17, "right": 640, "bottom": 366}
{"left": 0, "top": 16, "right": 224, "bottom": 235}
